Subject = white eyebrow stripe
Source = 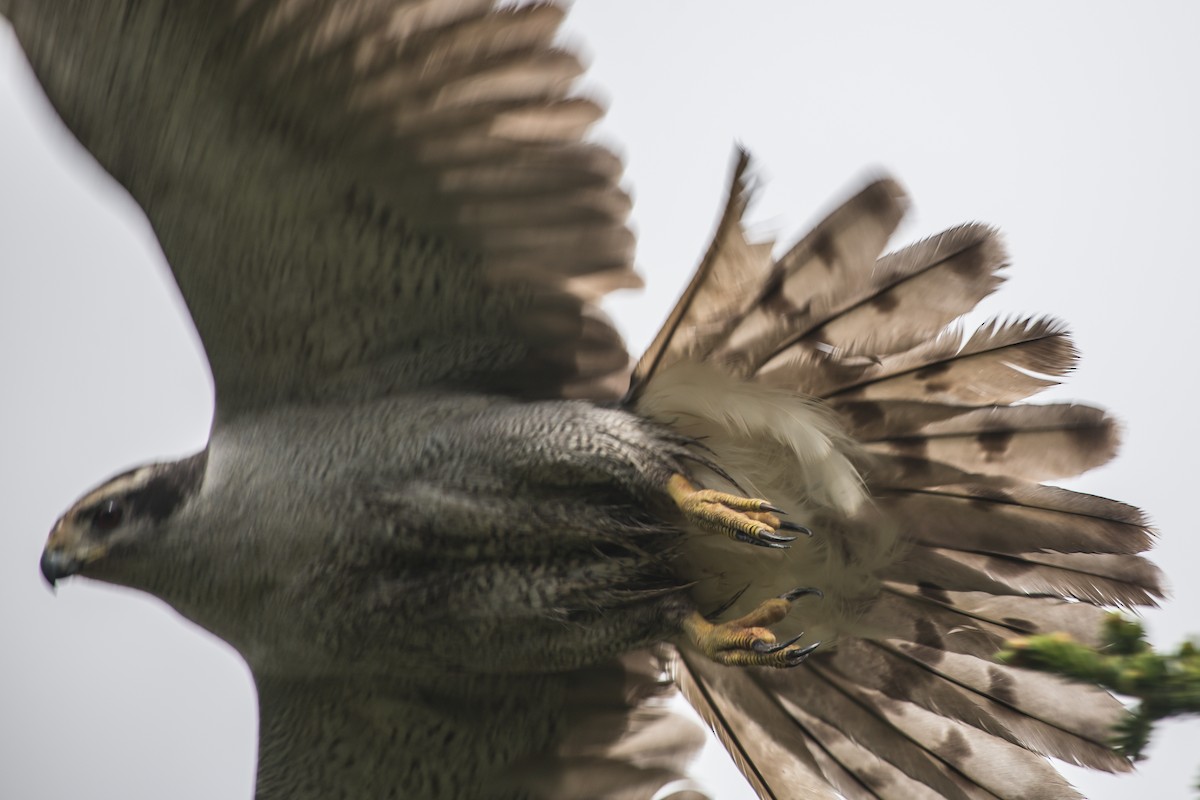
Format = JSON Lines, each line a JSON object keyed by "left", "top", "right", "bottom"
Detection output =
{"left": 72, "top": 468, "right": 156, "bottom": 510}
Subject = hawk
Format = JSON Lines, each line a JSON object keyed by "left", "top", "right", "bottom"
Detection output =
{"left": 10, "top": 1, "right": 1161, "bottom": 798}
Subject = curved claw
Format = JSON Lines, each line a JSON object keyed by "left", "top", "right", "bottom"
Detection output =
{"left": 734, "top": 530, "right": 795, "bottom": 548}
{"left": 735, "top": 535, "right": 789, "bottom": 550}
{"left": 752, "top": 631, "right": 807, "bottom": 654}
{"left": 779, "top": 521, "right": 813, "bottom": 536}
{"left": 782, "top": 586, "right": 824, "bottom": 602}
{"left": 785, "top": 641, "right": 822, "bottom": 666}
{"left": 752, "top": 635, "right": 822, "bottom": 666}
{"left": 782, "top": 642, "right": 820, "bottom": 666}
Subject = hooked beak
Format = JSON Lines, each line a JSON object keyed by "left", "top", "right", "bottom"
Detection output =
{"left": 40, "top": 518, "right": 103, "bottom": 590}
{"left": 40, "top": 547, "right": 81, "bottom": 588}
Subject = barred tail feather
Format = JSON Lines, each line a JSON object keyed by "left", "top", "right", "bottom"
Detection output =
{"left": 674, "top": 648, "right": 839, "bottom": 800}
{"left": 823, "top": 639, "right": 1131, "bottom": 772}
{"left": 633, "top": 152, "right": 1161, "bottom": 799}
{"left": 884, "top": 546, "right": 1161, "bottom": 607}
{"left": 856, "top": 403, "right": 1119, "bottom": 482}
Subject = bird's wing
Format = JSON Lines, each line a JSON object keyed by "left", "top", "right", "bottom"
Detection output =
{"left": 253, "top": 646, "right": 709, "bottom": 800}
{"left": 6, "top": 0, "right": 635, "bottom": 417}
{"left": 636, "top": 154, "right": 1162, "bottom": 799}
{"left": 509, "top": 646, "right": 711, "bottom": 800}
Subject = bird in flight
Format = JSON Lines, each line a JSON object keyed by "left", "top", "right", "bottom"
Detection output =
{"left": 9, "top": 1, "right": 1161, "bottom": 798}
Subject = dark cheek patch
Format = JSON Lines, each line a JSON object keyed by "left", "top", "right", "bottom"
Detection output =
{"left": 129, "top": 478, "right": 188, "bottom": 522}
{"left": 128, "top": 450, "right": 208, "bottom": 523}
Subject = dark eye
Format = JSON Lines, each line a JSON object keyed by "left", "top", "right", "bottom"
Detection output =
{"left": 90, "top": 499, "right": 125, "bottom": 532}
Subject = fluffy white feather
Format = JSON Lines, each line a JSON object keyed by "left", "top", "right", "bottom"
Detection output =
{"left": 636, "top": 361, "right": 866, "bottom": 515}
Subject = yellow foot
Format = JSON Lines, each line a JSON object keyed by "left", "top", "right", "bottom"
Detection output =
{"left": 686, "top": 587, "right": 825, "bottom": 671}
{"left": 684, "top": 588, "right": 822, "bottom": 668}
{"left": 666, "top": 474, "right": 810, "bottom": 549}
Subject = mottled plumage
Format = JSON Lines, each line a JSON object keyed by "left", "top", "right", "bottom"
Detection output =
{"left": 642, "top": 159, "right": 1160, "bottom": 799}
{"left": 11, "top": 1, "right": 1160, "bottom": 799}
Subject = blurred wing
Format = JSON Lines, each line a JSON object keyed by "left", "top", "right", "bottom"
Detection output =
{"left": 254, "top": 647, "right": 709, "bottom": 800}
{"left": 7, "top": 0, "right": 635, "bottom": 416}
{"left": 637, "top": 155, "right": 1161, "bottom": 799}
{"left": 514, "top": 646, "right": 710, "bottom": 800}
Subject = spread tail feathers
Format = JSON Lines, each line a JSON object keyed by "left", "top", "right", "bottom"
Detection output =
{"left": 633, "top": 152, "right": 1162, "bottom": 799}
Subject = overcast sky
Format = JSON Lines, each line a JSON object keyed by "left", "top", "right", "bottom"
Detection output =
{"left": 2, "top": 3, "right": 1198, "bottom": 799}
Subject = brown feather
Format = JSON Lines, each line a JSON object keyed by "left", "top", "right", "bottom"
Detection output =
{"left": 883, "top": 545, "right": 1161, "bottom": 606}
{"left": 874, "top": 487, "right": 1154, "bottom": 556}
{"left": 779, "top": 699, "right": 950, "bottom": 800}
{"left": 630, "top": 150, "right": 774, "bottom": 400}
{"left": 793, "top": 316, "right": 1078, "bottom": 403}
{"left": 515, "top": 647, "right": 708, "bottom": 800}
{"left": 631, "top": 157, "right": 1155, "bottom": 799}
{"left": 763, "top": 664, "right": 981, "bottom": 799}
{"left": 673, "top": 648, "right": 838, "bottom": 800}
{"left": 861, "top": 403, "right": 1119, "bottom": 481}
{"left": 825, "top": 639, "right": 1129, "bottom": 772}
{"left": 865, "top": 584, "right": 1115, "bottom": 656}
{"left": 800, "top": 664, "right": 1084, "bottom": 800}
{"left": 11, "top": 0, "right": 642, "bottom": 414}
{"left": 757, "top": 224, "right": 1007, "bottom": 368}
{"left": 714, "top": 178, "right": 909, "bottom": 377}
{"left": 869, "top": 641, "right": 1132, "bottom": 772}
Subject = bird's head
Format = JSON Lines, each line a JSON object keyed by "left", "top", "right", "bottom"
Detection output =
{"left": 40, "top": 451, "right": 208, "bottom": 591}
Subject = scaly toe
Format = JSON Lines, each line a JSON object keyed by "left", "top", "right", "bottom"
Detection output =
{"left": 683, "top": 590, "right": 823, "bottom": 669}
{"left": 667, "top": 474, "right": 809, "bottom": 549}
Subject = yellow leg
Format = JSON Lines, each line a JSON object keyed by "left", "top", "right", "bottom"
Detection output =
{"left": 666, "top": 474, "right": 809, "bottom": 548}
{"left": 683, "top": 588, "right": 822, "bottom": 668}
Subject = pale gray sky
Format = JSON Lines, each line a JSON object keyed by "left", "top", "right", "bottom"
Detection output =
{"left": 2, "top": 3, "right": 1198, "bottom": 799}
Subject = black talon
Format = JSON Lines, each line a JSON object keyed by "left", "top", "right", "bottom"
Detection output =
{"left": 760, "top": 503, "right": 785, "bottom": 514}
{"left": 735, "top": 532, "right": 792, "bottom": 549}
{"left": 782, "top": 586, "right": 824, "bottom": 602}
{"left": 752, "top": 631, "right": 807, "bottom": 654}
{"left": 758, "top": 530, "right": 797, "bottom": 544}
{"left": 785, "top": 641, "right": 822, "bottom": 665}
{"left": 779, "top": 521, "right": 813, "bottom": 536}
